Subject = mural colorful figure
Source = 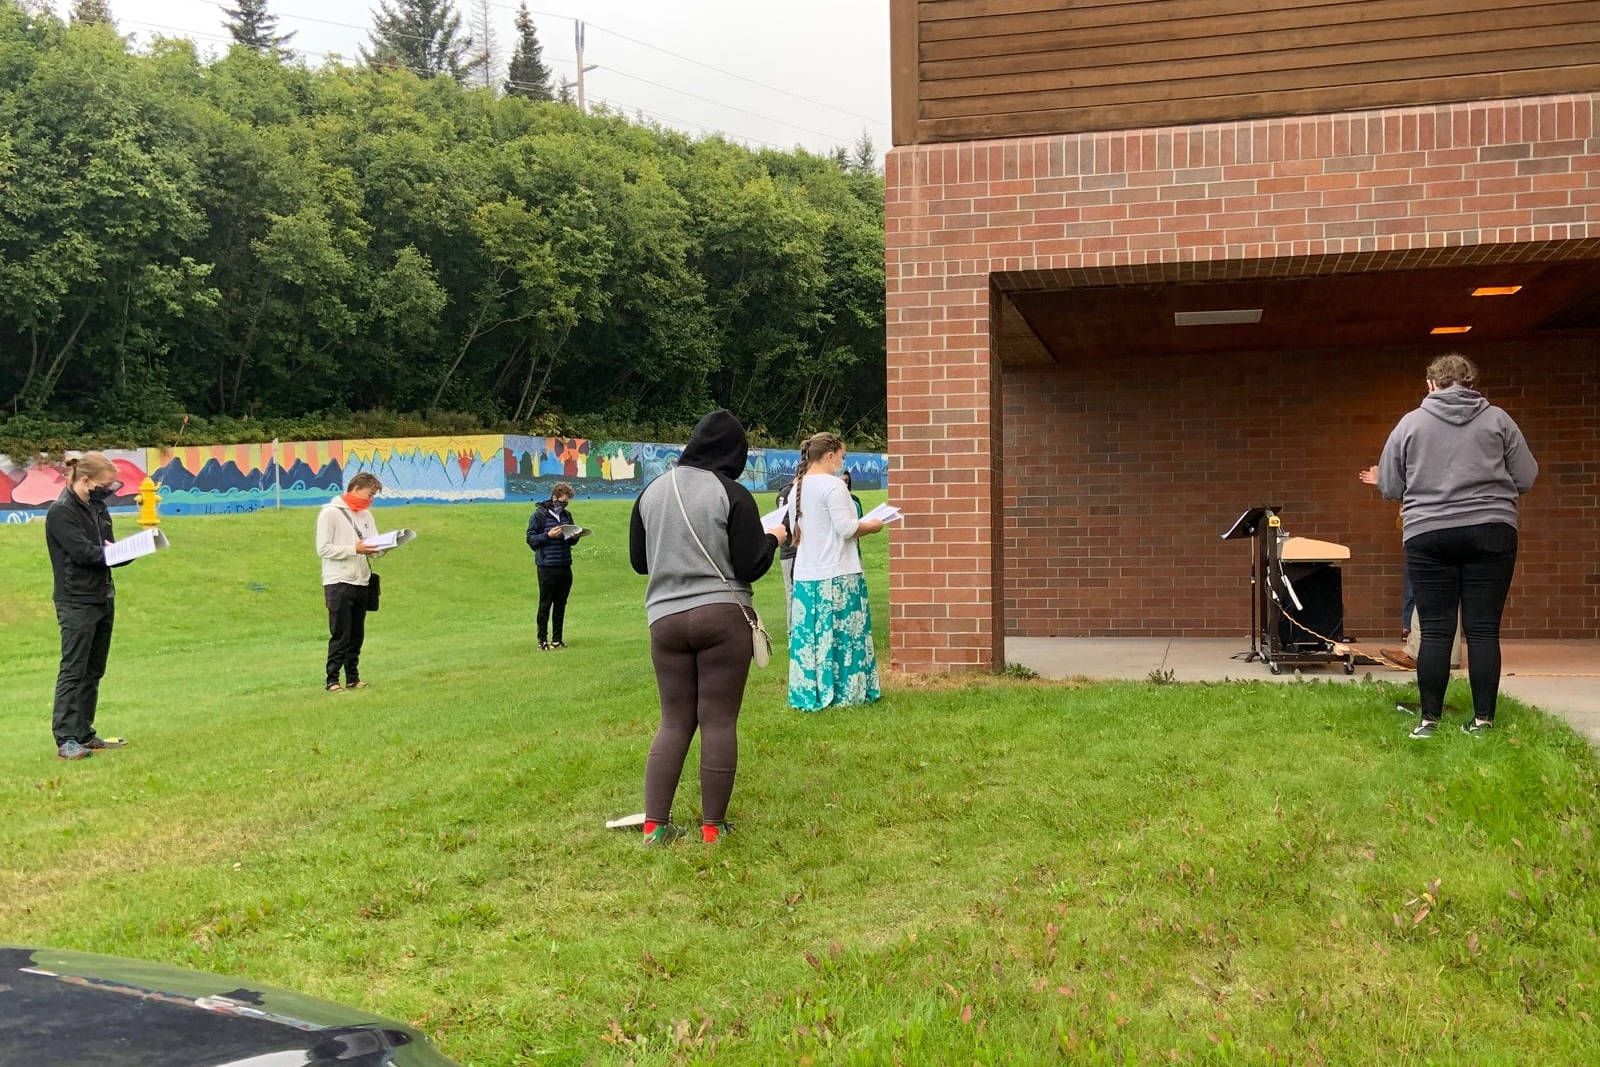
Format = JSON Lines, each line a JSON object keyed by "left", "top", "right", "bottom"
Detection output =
{"left": 3, "top": 434, "right": 888, "bottom": 521}
{"left": 1, "top": 450, "right": 149, "bottom": 523}
{"left": 505, "top": 436, "right": 648, "bottom": 501}
{"left": 150, "top": 441, "right": 344, "bottom": 516}
{"left": 345, "top": 436, "right": 505, "bottom": 504}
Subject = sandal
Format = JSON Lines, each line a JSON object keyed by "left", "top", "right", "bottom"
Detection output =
{"left": 325, "top": 682, "right": 344, "bottom": 692}
{"left": 347, "top": 681, "right": 370, "bottom": 690}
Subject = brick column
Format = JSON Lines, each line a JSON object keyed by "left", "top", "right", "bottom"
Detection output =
{"left": 886, "top": 93, "right": 1600, "bottom": 673}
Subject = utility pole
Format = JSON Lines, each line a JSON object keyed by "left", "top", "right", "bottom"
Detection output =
{"left": 575, "top": 20, "right": 587, "bottom": 112}
{"left": 562, "top": 19, "right": 599, "bottom": 112}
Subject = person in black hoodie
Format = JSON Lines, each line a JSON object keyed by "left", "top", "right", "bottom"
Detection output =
{"left": 629, "top": 410, "right": 787, "bottom": 845}
{"left": 525, "top": 482, "right": 583, "bottom": 650}
{"left": 44, "top": 453, "right": 132, "bottom": 760}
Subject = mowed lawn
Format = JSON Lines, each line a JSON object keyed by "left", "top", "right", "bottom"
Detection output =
{"left": 2, "top": 496, "right": 1598, "bottom": 1065}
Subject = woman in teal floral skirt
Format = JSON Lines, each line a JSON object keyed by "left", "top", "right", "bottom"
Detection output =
{"left": 787, "top": 433, "right": 886, "bottom": 710}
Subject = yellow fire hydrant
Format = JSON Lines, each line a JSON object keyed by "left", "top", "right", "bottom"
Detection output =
{"left": 135, "top": 476, "right": 162, "bottom": 528}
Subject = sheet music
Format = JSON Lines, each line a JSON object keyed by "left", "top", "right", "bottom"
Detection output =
{"left": 360, "top": 528, "right": 417, "bottom": 551}
{"left": 102, "top": 528, "right": 170, "bottom": 566}
{"left": 760, "top": 504, "right": 789, "bottom": 528}
{"left": 863, "top": 503, "right": 904, "bottom": 524}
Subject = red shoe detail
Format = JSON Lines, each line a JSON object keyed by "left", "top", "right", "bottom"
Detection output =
{"left": 642, "top": 821, "right": 659, "bottom": 836}
{"left": 701, "top": 824, "right": 721, "bottom": 844}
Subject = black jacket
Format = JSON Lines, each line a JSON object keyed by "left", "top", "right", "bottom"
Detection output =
{"left": 45, "top": 488, "right": 118, "bottom": 604}
{"left": 526, "top": 498, "right": 578, "bottom": 567}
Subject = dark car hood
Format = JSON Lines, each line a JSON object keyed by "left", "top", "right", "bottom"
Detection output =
{"left": 0, "top": 945, "right": 460, "bottom": 1066}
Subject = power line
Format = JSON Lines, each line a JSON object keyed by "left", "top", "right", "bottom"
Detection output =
{"left": 506, "top": 81, "right": 794, "bottom": 150}
{"left": 168, "top": 0, "right": 857, "bottom": 144}
{"left": 506, "top": 3, "right": 889, "bottom": 131}
{"left": 594, "top": 65, "right": 850, "bottom": 144}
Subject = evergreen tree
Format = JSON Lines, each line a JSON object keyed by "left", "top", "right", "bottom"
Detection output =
{"left": 361, "top": 0, "right": 478, "bottom": 81}
{"left": 223, "top": 0, "right": 295, "bottom": 57}
{"left": 69, "top": 0, "right": 114, "bottom": 26}
{"left": 850, "top": 130, "right": 877, "bottom": 174}
{"left": 503, "top": 2, "right": 552, "bottom": 100}
{"left": 467, "top": 0, "right": 496, "bottom": 91}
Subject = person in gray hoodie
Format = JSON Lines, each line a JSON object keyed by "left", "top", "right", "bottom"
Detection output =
{"left": 629, "top": 410, "right": 787, "bottom": 844}
{"left": 1367, "top": 354, "right": 1538, "bottom": 739}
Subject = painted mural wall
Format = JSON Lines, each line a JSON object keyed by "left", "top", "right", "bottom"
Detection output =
{"left": 1, "top": 435, "right": 888, "bottom": 523}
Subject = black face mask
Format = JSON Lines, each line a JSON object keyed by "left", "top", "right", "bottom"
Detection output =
{"left": 88, "top": 485, "right": 116, "bottom": 504}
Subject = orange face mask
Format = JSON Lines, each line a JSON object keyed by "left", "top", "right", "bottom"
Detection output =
{"left": 342, "top": 492, "right": 373, "bottom": 513}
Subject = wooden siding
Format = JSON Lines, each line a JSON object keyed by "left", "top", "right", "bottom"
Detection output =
{"left": 892, "top": 0, "right": 1600, "bottom": 144}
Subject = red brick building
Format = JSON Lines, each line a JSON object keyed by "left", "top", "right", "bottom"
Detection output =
{"left": 886, "top": 1, "right": 1600, "bottom": 672}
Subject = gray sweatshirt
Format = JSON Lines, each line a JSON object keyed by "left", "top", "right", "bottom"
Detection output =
{"left": 1377, "top": 385, "right": 1538, "bottom": 541}
{"left": 629, "top": 409, "right": 779, "bottom": 625}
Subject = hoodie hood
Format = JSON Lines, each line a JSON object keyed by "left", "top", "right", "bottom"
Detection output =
{"left": 678, "top": 409, "right": 749, "bottom": 480}
{"left": 1421, "top": 384, "right": 1489, "bottom": 426}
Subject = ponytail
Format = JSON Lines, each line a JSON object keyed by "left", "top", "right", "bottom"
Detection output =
{"left": 790, "top": 432, "right": 844, "bottom": 551}
{"left": 64, "top": 452, "right": 116, "bottom": 485}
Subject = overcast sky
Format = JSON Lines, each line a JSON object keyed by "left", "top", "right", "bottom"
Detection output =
{"left": 57, "top": 0, "right": 891, "bottom": 157}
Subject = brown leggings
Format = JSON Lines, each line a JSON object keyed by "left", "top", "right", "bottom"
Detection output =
{"left": 644, "top": 603, "right": 752, "bottom": 825}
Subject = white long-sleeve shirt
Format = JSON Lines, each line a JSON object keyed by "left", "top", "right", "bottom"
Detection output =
{"left": 791, "top": 473, "right": 862, "bottom": 582}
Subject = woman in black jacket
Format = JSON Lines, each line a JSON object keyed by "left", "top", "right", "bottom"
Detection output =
{"left": 44, "top": 453, "right": 130, "bottom": 760}
{"left": 525, "top": 482, "right": 583, "bottom": 649}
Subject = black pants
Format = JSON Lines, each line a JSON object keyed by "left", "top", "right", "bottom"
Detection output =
{"left": 324, "top": 582, "right": 370, "bottom": 686}
{"left": 537, "top": 565, "right": 573, "bottom": 643}
{"left": 644, "top": 603, "right": 752, "bottom": 825}
{"left": 53, "top": 599, "right": 115, "bottom": 746}
{"left": 1406, "top": 522, "right": 1518, "bottom": 723}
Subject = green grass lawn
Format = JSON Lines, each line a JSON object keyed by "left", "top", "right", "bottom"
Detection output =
{"left": 2, "top": 496, "right": 1598, "bottom": 1065}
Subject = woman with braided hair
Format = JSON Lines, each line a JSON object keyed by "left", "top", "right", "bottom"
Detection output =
{"left": 786, "top": 433, "right": 885, "bottom": 711}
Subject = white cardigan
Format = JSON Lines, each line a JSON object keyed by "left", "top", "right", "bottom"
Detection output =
{"left": 315, "top": 499, "right": 380, "bottom": 587}
{"left": 791, "top": 473, "right": 862, "bottom": 582}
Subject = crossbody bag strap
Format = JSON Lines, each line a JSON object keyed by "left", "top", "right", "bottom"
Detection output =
{"left": 669, "top": 468, "right": 758, "bottom": 629}
{"left": 337, "top": 507, "right": 374, "bottom": 575}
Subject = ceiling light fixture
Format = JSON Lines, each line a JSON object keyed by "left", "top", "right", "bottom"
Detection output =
{"left": 1430, "top": 325, "right": 1472, "bottom": 335}
{"left": 1471, "top": 286, "right": 1523, "bottom": 297}
{"left": 1173, "top": 308, "right": 1263, "bottom": 326}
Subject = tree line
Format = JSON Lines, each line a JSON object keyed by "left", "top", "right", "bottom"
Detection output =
{"left": 0, "top": 2, "right": 886, "bottom": 456}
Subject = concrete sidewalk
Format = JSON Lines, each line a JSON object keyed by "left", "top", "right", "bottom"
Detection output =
{"left": 1005, "top": 637, "right": 1600, "bottom": 746}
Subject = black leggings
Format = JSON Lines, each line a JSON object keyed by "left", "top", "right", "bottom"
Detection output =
{"left": 1406, "top": 523, "right": 1518, "bottom": 723}
{"left": 537, "top": 565, "right": 573, "bottom": 643}
{"left": 644, "top": 603, "right": 752, "bottom": 825}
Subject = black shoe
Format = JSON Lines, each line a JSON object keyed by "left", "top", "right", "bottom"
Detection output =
{"left": 551, "top": 640, "right": 566, "bottom": 650}
{"left": 1409, "top": 720, "right": 1438, "bottom": 740}
{"left": 56, "top": 740, "right": 93, "bottom": 760}
{"left": 83, "top": 736, "right": 127, "bottom": 750}
{"left": 539, "top": 640, "right": 551, "bottom": 651}
{"left": 1462, "top": 718, "right": 1493, "bottom": 736}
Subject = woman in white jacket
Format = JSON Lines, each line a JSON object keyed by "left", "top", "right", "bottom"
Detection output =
{"left": 315, "top": 473, "right": 384, "bottom": 691}
{"left": 786, "top": 433, "right": 885, "bottom": 711}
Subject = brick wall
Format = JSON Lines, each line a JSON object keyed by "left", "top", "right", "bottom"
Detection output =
{"left": 1002, "top": 339, "right": 1599, "bottom": 641}
{"left": 886, "top": 93, "right": 1600, "bottom": 672}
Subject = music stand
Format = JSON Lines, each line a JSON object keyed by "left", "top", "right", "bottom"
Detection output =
{"left": 1221, "top": 506, "right": 1280, "bottom": 663}
{"left": 1222, "top": 505, "right": 1354, "bottom": 675}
